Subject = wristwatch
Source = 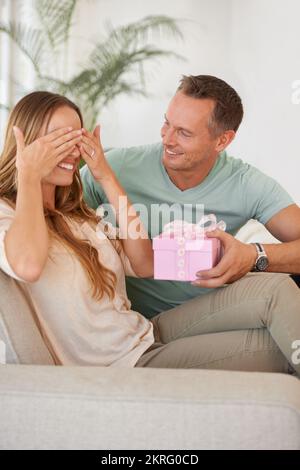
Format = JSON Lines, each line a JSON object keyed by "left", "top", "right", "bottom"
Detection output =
{"left": 251, "top": 242, "right": 269, "bottom": 272}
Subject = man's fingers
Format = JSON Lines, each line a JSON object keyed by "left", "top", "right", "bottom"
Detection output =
{"left": 206, "top": 229, "right": 230, "bottom": 244}
{"left": 13, "top": 126, "right": 25, "bottom": 152}
{"left": 196, "top": 256, "right": 231, "bottom": 279}
{"left": 191, "top": 274, "right": 229, "bottom": 288}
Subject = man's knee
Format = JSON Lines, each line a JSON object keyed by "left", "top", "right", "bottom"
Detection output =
{"left": 272, "top": 274, "right": 300, "bottom": 300}
{"left": 245, "top": 272, "right": 295, "bottom": 296}
{"left": 267, "top": 274, "right": 300, "bottom": 322}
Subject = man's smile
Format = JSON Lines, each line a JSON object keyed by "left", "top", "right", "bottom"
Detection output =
{"left": 164, "top": 147, "right": 184, "bottom": 157}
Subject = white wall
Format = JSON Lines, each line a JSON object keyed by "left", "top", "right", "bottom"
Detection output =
{"left": 0, "top": 0, "right": 36, "bottom": 138}
{"left": 68, "top": 0, "right": 232, "bottom": 147}
{"left": 1, "top": 0, "right": 300, "bottom": 203}
{"left": 228, "top": 0, "right": 300, "bottom": 204}
{"left": 69, "top": 0, "right": 300, "bottom": 203}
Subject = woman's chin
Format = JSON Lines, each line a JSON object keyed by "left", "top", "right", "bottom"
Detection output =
{"left": 57, "top": 176, "right": 74, "bottom": 186}
{"left": 43, "top": 174, "right": 74, "bottom": 187}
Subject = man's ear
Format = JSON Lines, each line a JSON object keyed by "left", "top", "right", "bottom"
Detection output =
{"left": 215, "top": 130, "right": 236, "bottom": 153}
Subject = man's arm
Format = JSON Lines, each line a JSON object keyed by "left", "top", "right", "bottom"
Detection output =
{"left": 262, "top": 203, "right": 300, "bottom": 273}
{"left": 192, "top": 161, "right": 300, "bottom": 288}
{"left": 192, "top": 204, "right": 300, "bottom": 288}
{"left": 265, "top": 204, "right": 300, "bottom": 241}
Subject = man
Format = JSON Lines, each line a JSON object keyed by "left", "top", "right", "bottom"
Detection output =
{"left": 80, "top": 75, "right": 300, "bottom": 319}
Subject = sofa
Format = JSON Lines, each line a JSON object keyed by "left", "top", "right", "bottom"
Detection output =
{"left": 0, "top": 220, "right": 300, "bottom": 450}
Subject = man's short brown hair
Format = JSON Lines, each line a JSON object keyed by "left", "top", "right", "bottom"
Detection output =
{"left": 177, "top": 75, "right": 243, "bottom": 136}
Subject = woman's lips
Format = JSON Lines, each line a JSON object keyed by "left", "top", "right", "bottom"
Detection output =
{"left": 57, "top": 162, "right": 75, "bottom": 171}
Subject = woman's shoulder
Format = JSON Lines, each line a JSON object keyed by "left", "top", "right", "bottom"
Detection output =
{"left": 75, "top": 217, "right": 121, "bottom": 252}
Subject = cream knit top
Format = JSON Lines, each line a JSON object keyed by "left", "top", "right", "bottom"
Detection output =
{"left": 0, "top": 199, "right": 154, "bottom": 366}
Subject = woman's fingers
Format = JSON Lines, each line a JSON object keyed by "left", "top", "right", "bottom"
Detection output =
{"left": 82, "top": 127, "right": 100, "bottom": 146}
{"left": 55, "top": 146, "right": 78, "bottom": 165}
{"left": 44, "top": 126, "right": 73, "bottom": 142}
{"left": 51, "top": 129, "right": 82, "bottom": 148}
{"left": 93, "top": 125, "right": 101, "bottom": 141}
{"left": 81, "top": 135, "right": 96, "bottom": 154}
{"left": 80, "top": 143, "right": 91, "bottom": 158}
{"left": 54, "top": 135, "right": 83, "bottom": 156}
{"left": 82, "top": 127, "right": 94, "bottom": 138}
{"left": 13, "top": 126, "right": 25, "bottom": 152}
{"left": 80, "top": 143, "right": 94, "bottom": 162}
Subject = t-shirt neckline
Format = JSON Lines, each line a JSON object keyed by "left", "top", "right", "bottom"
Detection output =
{"left": 159, "top": 145, "right": 223, "bottom": 195}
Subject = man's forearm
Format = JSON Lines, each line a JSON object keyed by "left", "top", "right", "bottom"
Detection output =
{"left": 264, "top": 240, "right": 300, "bottom": 274}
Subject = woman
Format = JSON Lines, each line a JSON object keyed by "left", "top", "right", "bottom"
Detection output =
{"left": 0, "top": 91, "right": 299, "bottom": 374}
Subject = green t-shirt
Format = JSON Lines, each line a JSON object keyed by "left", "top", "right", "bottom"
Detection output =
{"left": 80, "top": 142, "right": 294, "bottom": 318}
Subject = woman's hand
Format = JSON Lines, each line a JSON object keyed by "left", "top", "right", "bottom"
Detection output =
{"left": 79, "top": 124, "right": 153, "bottom": 277}
{"left": 13, "top": 126, "right": 83, "bottom": 181}
{"left": 80, "top": 125, "right": 113, "bottom": 182}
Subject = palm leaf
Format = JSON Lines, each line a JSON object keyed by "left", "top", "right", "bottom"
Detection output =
{"left": 98, "top": 81, "right": 147, "bottom": 108}
{"left": 77, "top": 50, "right": 183, "bottom": 112}
{"left": 66, "top": 16, "right": 183, "bottom": 113}
{"left": 103, "top": 15, "right": 184, "bottom": 50}
{"left": 37, "top": 75, "right": 71, "bottom": 94}
{"left": 35, "top": 0, "right": 77, "bottom": 51}
{"left": 88, "top": 49, "right": 177, "bottom": 103}
{"left": 92, "top": 15, "right": 183, "bottom": 65}
{"left": 1, "top": 7, "right": 184, "bottom": 132}
{"left": 0, "top": 21, "right": 44, "bottom": 75}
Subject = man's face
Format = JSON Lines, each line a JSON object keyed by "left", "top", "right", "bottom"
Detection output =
{"left": 160, "top": 91, "right": 220, "bottom": 173}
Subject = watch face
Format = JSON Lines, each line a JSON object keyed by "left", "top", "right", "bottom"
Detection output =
{"left": 256, "top": 256, "right": 269, "bottom": 271}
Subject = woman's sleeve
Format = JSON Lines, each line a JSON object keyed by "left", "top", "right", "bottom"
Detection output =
{"left": 118, "top": 248, "right": 139, "bottom": 278}
{"left": 0, "top": 207, "right": 26, "bottom": 282}
{"left": 97, "top": 217, "right": 139, "bottom": 278}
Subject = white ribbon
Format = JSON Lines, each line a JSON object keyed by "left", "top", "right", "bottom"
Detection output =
{"left": 162, "top": 214, "right": 226, "bottom": 239}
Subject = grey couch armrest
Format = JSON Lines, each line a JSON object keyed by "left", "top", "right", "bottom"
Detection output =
{"left": 0, "top": 365, "right": 299, "bottom": 450}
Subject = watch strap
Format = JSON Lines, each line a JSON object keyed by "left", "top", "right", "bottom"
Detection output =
{"left": 251, "top": 242, "right": 268, "bottom": 271}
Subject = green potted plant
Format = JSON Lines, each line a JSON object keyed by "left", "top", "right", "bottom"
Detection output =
{"left": 0, "top": 0, "right": 183, "bottom": 130}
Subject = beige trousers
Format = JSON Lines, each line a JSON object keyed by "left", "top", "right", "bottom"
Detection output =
{"left": 135, "top": 273, "right": 300, "bottom": 376}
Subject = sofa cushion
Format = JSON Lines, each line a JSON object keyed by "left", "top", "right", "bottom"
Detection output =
{"left": 0, "top": 269, "right": 54, "bottom": 365}
{"left": 0, "top": 366, "right": 299, "bottom": 449}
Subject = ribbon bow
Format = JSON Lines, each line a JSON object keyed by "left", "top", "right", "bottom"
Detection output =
{"left": 162, "top": 214, "right": 226, "bottom": 240}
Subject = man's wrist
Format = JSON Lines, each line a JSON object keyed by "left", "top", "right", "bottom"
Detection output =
{"left": 249, "top": 243, "right": 258, "bottom": 271}
{"left": 251, "top": 242, "right": 269, "bottom": 272}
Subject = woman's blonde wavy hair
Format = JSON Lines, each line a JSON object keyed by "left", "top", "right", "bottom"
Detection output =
{"left": 0, "top": 91, "right": 117, "bottom": 300}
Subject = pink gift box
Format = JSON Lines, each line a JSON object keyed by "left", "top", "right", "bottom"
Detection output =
{"left": 153, "top": 234, "right": 222, "bottom": 282}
